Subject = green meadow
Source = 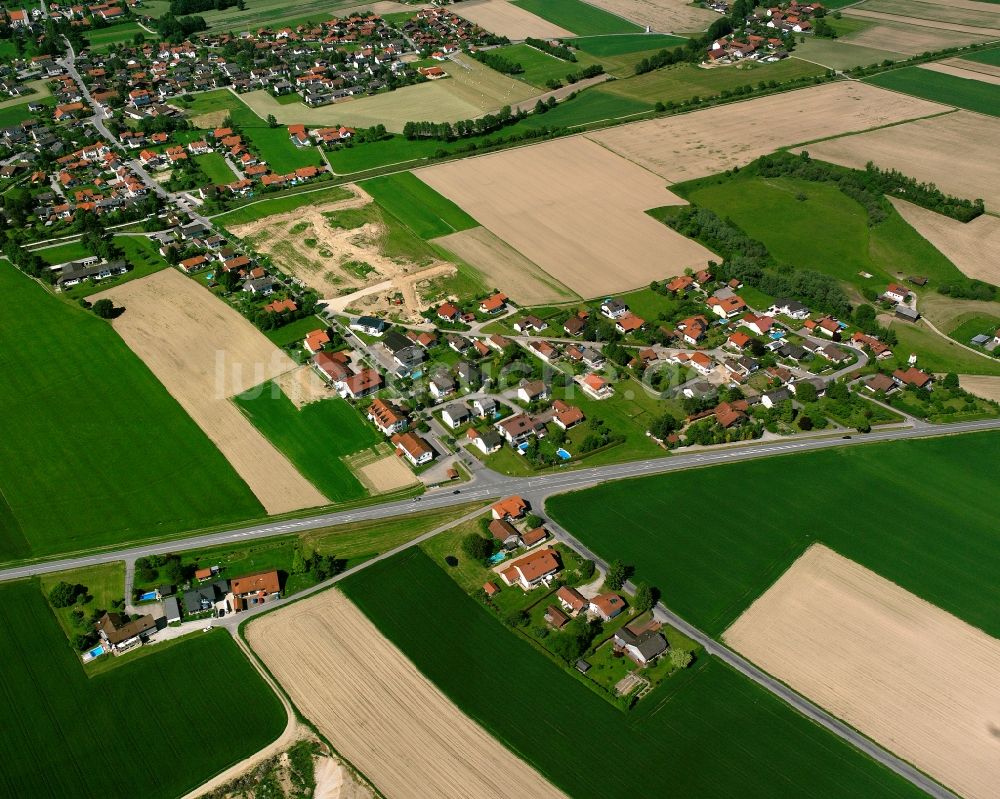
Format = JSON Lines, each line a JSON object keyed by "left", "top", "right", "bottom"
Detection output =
{"left": 513, "top": 0, "right": 643, "bottom": 35}
{"left": 570, "top": 33, "right": 687, "bottom": 57}
{"left": 361, "top": 171, "right": 479, "bottom": 239}
{"left": 865, "top": 67, "right": 1000, "bottom": 117}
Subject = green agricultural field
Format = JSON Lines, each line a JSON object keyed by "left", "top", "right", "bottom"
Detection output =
{"left": 0, "top": 579, "right": 285, "bottom": 798}
{"left": 792, "top": 37, "right": 906, "bottom": 71}
{"left": 212, "top": 183, "right": 353, "bottom": 226}
{"left": 889, "top": 320, "right": 1000, "bottom": 376}
{"left": 184, "top": 90, "right": 322, "bottom": 172}
{"left": 264, "top": 313, "right": 326, "bottom": 347}
{"left": 489, "top": 43, "right": 604, "bottom": 88}
{"left": 196, "top": 0, "right": 361, "bottom": 31}
{"left": 962, "top": 46, "right": 1000, "bottom": 66}
{"left": 549, "top": 432, "right": 1000, "bottom": 637}
{"left": 521, "top": 87, "right": 652, "bottom": 126}
{"left": 234, "top": 386, "right": 380, "bottom": 502}
{"left": 194, "top": 151, "right": 237, "bottom": 185}
{"left": 865, "top": 67, "right": 1000, "bottom": 117}
{"left": 604, "top": 57, "right": 826, "bottom": 104}
{"left": 676, "top": 170, "right": 965, "bottom": 292}
{"left": 570, "top": 33, "right": 687, "bottom": 57}
{"left": 0, "top": 267, "right": 262, "bottom": 563}
{"left": 84, "top": 21, "right": 144, "bottom": 51}
{"left": 361, "top": 172, "right": 478, "bottom": 239}
{"left": 342, "top": 548, "right": 925, "bottom": 799}
{"left": 513, "top": 0, "right": 642, "bottom": 35}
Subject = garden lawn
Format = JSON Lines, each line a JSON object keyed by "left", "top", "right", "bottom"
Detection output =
{"left": 40, "top": 562, "right": 124, "bottom": 640}
{"left": 0, "top": 95, "right": 54, "bottom": 127}
{"left": 0, "top": 266, "right": 262, "bottom": 563}
{"left": 865, "top": 67, "right": 1000, "bottom": 117}
{"left": 489, "top": 43, "right": 604, "bottom": 88}
{"left": 342, "top": 548, "right": 924, "bottom": 799}
{"left": 361, "top": 171, "right": 478, "bottom": 239}
{"left": 212, "top": 183, "right": 353, "bottom": 226}
{"left": 194, "top": 151, "right": 237, "bottom": 185}
{"left": 548, "top": 432, "right": 1000, "bottom": 637}
{"left": 264, "top": 313, "right": 326, "bottom": 346}
{"left": 678, "top": 171, "right": 965, "bottom": 292}
{"left": 0, "top": 579, "right": 285, "bottom": 799}
{"left": 889, "top": 320, "right": 1000, "bottom": 376}
{"left": 948, "top": 313, "right": 1000, "bottom": 346}
{"left": 570, "top": 33, "right": 687, "bottom": 56}
{"left": 233, "top": 386, "right": 380, "bottom": 502}
{"left": 513, "top": 0, "right": 643, "bottom": 35}
{"left": 962, "top": 46, "right": 1000, "bottom": 66}
{"left": 85, "top": 21, "right": 144, "bottom": 51}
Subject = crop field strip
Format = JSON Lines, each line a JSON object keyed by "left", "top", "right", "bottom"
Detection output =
{"left": 0, "top": 265, "right": 262, "bottom": 563}
{"left": 513, "top": 0, "right": 644, "bottom": 35}
{"left": 360, "top": 172, "right": 479, "bottom": 240}
{"left": 548, "top": 432, "right": 1000, "bottom": 638}
{"left": 335, "top": 548, "right": 926, "bottom": 799}
{"left": 0, "top": 579, "right": 285, "bottom": 799}
{"left": 865, "top": 65, "right": 1000, "bottom": 116}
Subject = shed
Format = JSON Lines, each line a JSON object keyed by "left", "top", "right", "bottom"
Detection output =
{"left": 163, "top": 596, "right": 181, "bottom": 624}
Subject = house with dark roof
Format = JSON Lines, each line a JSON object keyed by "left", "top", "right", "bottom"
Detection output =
{"left": 614, "top": 620, "right": 668, "bottom": 665}
{"left": 95, "top": 612, "right": 157, "bottom": 653}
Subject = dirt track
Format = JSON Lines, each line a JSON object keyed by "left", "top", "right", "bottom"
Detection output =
{"left": 418, "top": 136, "right": 715, "bottom": 296}
{"left": 90, "top": 269, "right": 328, "bottom": 514}
{"left": 725, "top": 544, "right": 1000, "bottom": 799}
{"left": 247, "top": 588, "right": 568, "bottom": 799}
{"left": 802, "top": 111, "right": 1000, "bottom": 211}
{"left": 890, "top": 198, "right": 1000, "bottom": 284}
{"left": 588, "top": 81, "right": 948, "bottom": 183}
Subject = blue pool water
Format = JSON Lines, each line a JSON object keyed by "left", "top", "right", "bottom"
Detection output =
{"left": 138, "top": 591, "right": 157, "bottom": 602}
{"left": 205, "top": 272, "right": 214, "bottom": 280}
{"left": 488, "top": 551, "right": 507, "bottom": 565}
{"left": 88, "top": 646, "right": 105, "bottom": 658}
{"left": 770, "top": 331, "right": 785, "bottom": 340}
{"left": 410, "top": 370, "right": 423, "bottom": 379}
{"left": 518, "top": 442, "right": 529, "bottom": 453}
{"left": 556, "top": 448, "right": 571, "bottom": 460}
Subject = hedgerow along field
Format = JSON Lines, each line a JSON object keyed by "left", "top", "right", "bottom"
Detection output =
{"left": 0, "top": 579, "right": 285, "bottom": 799}
{"left": 865, "top": 67, "right": 1000, "bottom": 117}
{"left": 513, "top": 0, "right": 643, "bottom": 35}
{"left": 233, "top": 386, "right": 380, "bottom": 502}
{"left": 342, "top": 549, "right": 925, "bottom": 799}
{"left": 360, "top": 172, "right": 479, "bottom": 240}
{"left": 548, "top": 432, "right": 1000, "bottom": 638}
{"left": 0, "top": 267, "right": 262, "bottom": 563}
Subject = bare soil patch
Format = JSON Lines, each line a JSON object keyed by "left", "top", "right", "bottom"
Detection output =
{"left": 348, "top": 447, "right": 420, "bottom": 494}
{"left": 191, "top": 109, "right": 228, "bottom": 129}
{"left": 314, "top": 754, "right": 375, "bottom": 799}
{"left": 588, "top": 81, "right": 947, "bottom": 183}
{"left": 453, "top": 0, "right": 573, "bottom": 39}
{"left": 583, "top": 0, "right": 717, "bottom": 32}
{"left": 801, "top": 111, "right": 1000, "bottom": 211}
{"left": 433, "top": 226, "right": 578, "bottom": 304}
{"left": 890, "top": 198, "right": 1000, "bottom": 284}
{"left": 841, "top": 19, "right": 991, "bottom": 53}
{"left": 417, "top": 136, "right": 715, "bottom": 296}
{"left": 920, "top": 60, "right": 1000, "bottom": 86}
{"left": 274, "top": 364, "right": 334, "bottom": 408}
{"left": 846, "top": 8, "right": 1000, "bottom": 36}
{"left": 958, "top": 375, "right": 1000, "bottom": 401}
{"left": 90, "top": 269, "right": 328, "bottom": 514}
{"left": 725, "top": 544, "right": 1000, "bottom": 799}
{"left": 247, "top": 588, "right": 568, "bottom": 799}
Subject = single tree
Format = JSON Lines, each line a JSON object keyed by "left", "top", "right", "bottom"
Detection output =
{"left": 670, "top": 648, "right": 693, "bottom": 670}
{"left": 92, "top": 298, "right": 115, "bottom": 319}
{"left": 606, "top": 559, "right": 627, "bottom": 591}
{"left": 633, "top": 582, "right": 653, "bottom": 614}
{"left": 943, "top": 372, "right": 959, "bottom": 389}
{"left": 49, "top": 581, "right": 80, "bottom": 608}
{"left": 461, "top": 533, "right": 492, "bottom": 561}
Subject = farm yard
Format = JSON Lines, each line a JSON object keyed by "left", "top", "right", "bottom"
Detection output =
{"left": 800, "top": 111, "right": 1000, "bottom": 211}
{"left": 0, "top": 267, "right": 262, "bottom": 563}
{"left": 90, "top": 269, "right": 328, "bottom": 515}
{"left": 247, "top": 583, "right": 569, "bottom": 799}
{"left": 0, "top": 579, "right": 285, "bottom": 799}
{"left": 331, "top": 548, "right": 925, "bottom": 799}
{"left": 865, "top": 66, "right": 1000, "bottom": 116}
{"left": 726, "top": 545, "right": 1000, "bottom": 799}
{"left": 548, "top": 433, "right": 1000, "bottom": 637}
{"left": 416, "top": 136, "right": 716, "bottom": 297}
{"left": 452, "top": 0, "right": 574, "bottom": 39}
{"left": 588, "top": 81, "right": 949, "bottom": 183}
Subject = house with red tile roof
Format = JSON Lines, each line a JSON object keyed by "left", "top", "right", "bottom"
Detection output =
{"left": 590, "top": 592, "right": 627, "bottom": 621}
{"left": 492, "top": 495, "right": 528, "bottom": 520}
{"left": 392, "top": 430, "right": 434, "bottom": 465}
{"left": 304, "top": 328, "right": 331, "bottom": 354}
{"left": 499, "top": 547, "right": 561, "bottom": 590}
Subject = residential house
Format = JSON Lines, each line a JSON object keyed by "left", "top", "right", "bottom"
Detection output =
{"left": 590, "top": 592, "right": 627, "bottom": 621}
{"left": 552, "top": 399, "right": 584, "bottom": 430}
{"left": 518, "top": 379, "right": 548, "bottom": 403}
{"left": 863, "top": 373, "right": 896, "bottom": 394}
{"left": 447, "top": 333, "right": 472, "bottom": 354}
{"left": 473, "top": 396, "right": 497, "bottom": 418}
{"left": 665, "top": 274, "right": 694, "bottom": 294}
{"left": 614, "top": 620, "right": 668, "bottom": 665}
{"left": 499, "top": 547, "right": 561, "bottom": 590}
{"left": 437, "top": 301, "right": 461, "bottom": 322}
{"left": 304, "top": 328, "right": 331, "bottom": 354}
{"left": 351, "top": 316, "right": 388, "bottom": 336}
{"left": 615, "top": 313, "right": 646, "bottom": 334}
{"left": 818, "top": 343, "right": 849, "bottom": 363}
{"left": 883, "top": 283, "right": 910, "bottom": 304}
{"left": 768, "top": 298, "right": 810, "bottom": 319}
{"left": 183, "top": 580, "right": 228, "bottom": 614}
{"left": 230, "top": 570, "right": 281, "bottom": 612}
{"left": 556, "top": 586, "right": 588, "bottom": 615}
{"left": 544, "top": 605, "right": 570, "bottom": 629}
{"left": 163, "top": 597, "right": 181, "bottom": 624}
{"left": 429, "top": 371, "right": 457, "bottom": 400}
{"left": 788, "top": 377, "right": 826, "bottom": 397}
{"left": 893, "top": 367, "right": 933, "bottom": 390}
{"left": 581, "top": 347, "right": 606, "bottom": 368}
{"left": 479, "top": 292, "right": 507, "bottom": 314}
{"left": 727, "top": 331, "right": 752, "bottom": 351}
{"left": 708, "top": 295, "right": 746, "bottom": 319}
{"left": 761, "top": 387, "right": 792, "bottom": 408}
{"left": 600, "top": 298, "right": 628, "bottom": 319}
{"left": 492, "top": 495, "right": 528, "bottom": 520}
{"left": 513, "top": 315, "right": 547, "bottom": 333}
{"left": 580, "top": 373, "right": 613, "bottom": 399}
{"left": 457, "top": 360, "right": 481, "bottom": 388}
{"left": 563, "top": 316, "right": 586, "bottom": 336}
{"left": 850, "top": 332, "right": 892, "bottom": 359}
{"left": 521, "top": 526, "right": 548, "bottom": 548}
{"left": 741, "top": 313, "right": 774, "bottom": 336}
{"left": 367, "top": 397, "right": 408, "bottom": 435}
{"left": 441, "top": 402, "right": 471, "bottom": 429}
{"left": 312, "top": 350, "right": 351, "bottom": 383}
{"left": 340, "top": 368, "right": 383, "bottom": 399}
{"left": 814, "top": 317, "right": 841, "bottom": 338}
{"left": 778, "top": 343, "right": 808, "bottom": 361}
{"left": 488, "top": 334, "right": 513, "bottom": 351}
{"left": 392, "top": 431, "right": 435, "bottom": 466}
{"left": 676, "top": 315, "right": 710, "bottom": 345}
{"left": 495, "top": 413, "right": 540, "bottom": 444}
{"left": 488, "top": 519, "right": 520, "bottom": 549}
{"left": 95, "top": 612, "right": 157, "bottom": 652}
{"left": 467, "top": 427, "right": 503, "bottom": 454}
{"left": 528, "top": 339, "right": 559, "bottom": 362}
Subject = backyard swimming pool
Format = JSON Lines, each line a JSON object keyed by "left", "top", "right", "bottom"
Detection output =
{"left": 556, "top": 448, "right": 571, "bottom": 460}
{"left": 138, "top": 591, "right": 157, "bottom": 602}
{"left": 487, "top": 551, "right": 507, "bottom": 565}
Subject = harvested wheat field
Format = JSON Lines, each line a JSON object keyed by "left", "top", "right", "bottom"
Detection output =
{"left": 802, "top": 111, "right": 1000, "bottom": 211}
{"left": 920, "top": 60, "right": 1000, "bottom": 86}
{"left": 890, "top": 198, "right": 1000, "bottom": 284}
{"left": 453, "top": 0, "right": 573, "bottom": 39}
{"left": 588, "top": 82, "right": 947, "bottom": 183}
{"left": 90, "top": 269, "right": 327, "bottom": 514}
{"left": 434, "top": 52, "right": 538, "bottom": 110}
{"left": 725, "top": 544, "right": 1000, "bottom": 799}
{"left": 584, "top": 0, "right": 716, "bottom": 32}
{"left": 247, "top": 589, "right": 568, "bottom": 799}
{"left": 845, "top": 8, "right": 1000, "bottom": 37}
{"left": 840, "top": 19, "right": 991, "bottom": 54}
{"left": 859, "top": 0, "right": 1000, "bottom": 25}
{"left": 344, "top": 445, "right": 419, "bottom": 494}
{"left": 958, "top": 375, "right": 1000, "bottom": 402}
{"left": 945, "top": 57, "right": 1000, "bottom": 80}
{"left": 433, "top": 226, "right": 578, "bottom": 304}
{"left": 417, "top": 136, "right": 715, "bottom": 296}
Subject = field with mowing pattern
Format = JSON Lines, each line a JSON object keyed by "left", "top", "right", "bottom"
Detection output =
{"left": 339, "top": 548, "right": 925, "bottom": 799}
{"left": 514, "top": 0, "right": 643, "bottom": 35}
{"left": 865, "top": 65, "right": 1000, "bottom": 116}
{"left": 0, "top": 267, "right": 262, "bottom": 563}
{"left": 0, "top": 579, "right": 285, "bottom": 799}
{"left": 361, "top": 172, "right": 479, "bottom": 239}
{"left": 548, "top": 433, "right": 1000, "bottom": 637}
{"left": 234, "top": 387, "right": 380, "bottom": 502}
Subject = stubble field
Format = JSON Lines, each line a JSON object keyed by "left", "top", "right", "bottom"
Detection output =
{"left": 920, "top": 59, "right": 1000, "bottom": 85}
{"left": 417, "top": 136, "right": 715, "bottom": 296}
{"left": 580, "top": 0, "right": 716, "bottom": 33}
{"left": 839, "top": 18, "right": 993, "bottom": 53}
{"left": 588, "top": 81, "right": 948, "bottom": 183}
{"left": 800, "top": 110, "right": 1000, "bottom": 210}
{"left": 726, "top": 544, "right": 1000, "bottom": 799}
{"left": 91, "top": 269, "right": 328, "bottom": 514}
{"left": 452, "top": 0, "right": 574, "bottom": 38}
{"left": 247, "top": 586, "right": 568, "bottom": 799}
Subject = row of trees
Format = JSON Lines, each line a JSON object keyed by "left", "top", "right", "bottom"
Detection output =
{"left": 471, "top": 50, "right": 524, "bottom": 75}
{"left": 525, "top": 37, "right": 576, "bottom": 62}
{"left": 402, "top": 106, "right": 525, "bottom": 141}
{"left": 170, "top": 0, "right": 240, "bottom": 13}
{"left": 155, "top": 13, "right": 208, "bottom": 42}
